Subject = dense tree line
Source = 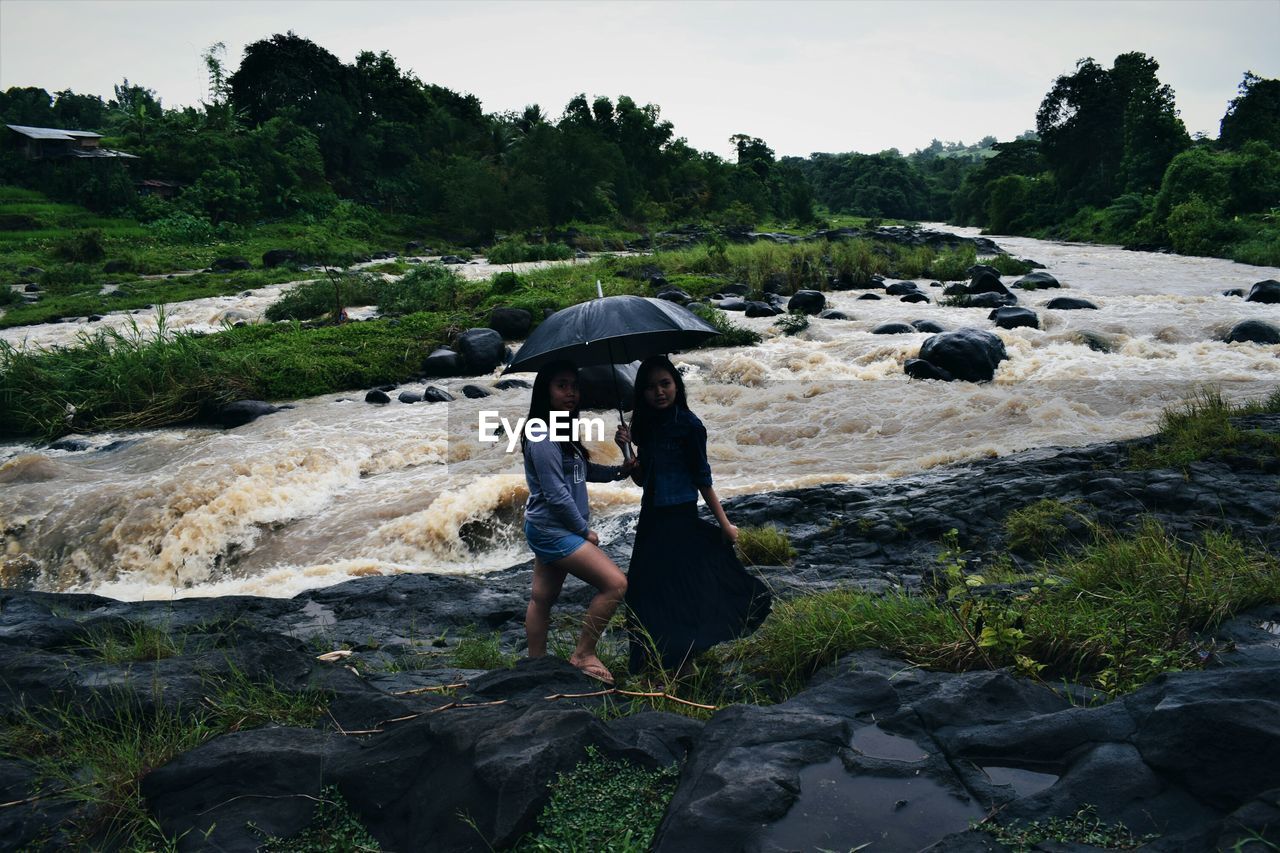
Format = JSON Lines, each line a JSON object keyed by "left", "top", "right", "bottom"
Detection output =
{"left": 0, "top": 32, "right": 814, "bottom": 241}
{"left": 2, "top": 39, "right": 1276, "bottom": 262}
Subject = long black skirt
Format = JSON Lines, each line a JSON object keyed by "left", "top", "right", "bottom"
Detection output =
{"left": 625, "top": 501, "right": 772, "bottom": 673}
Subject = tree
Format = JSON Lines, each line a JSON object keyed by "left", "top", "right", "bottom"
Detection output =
{"left": 1219, "top": 72, "right": 1280, "bottom": 150}
{"left": 0, "top": 86, "right": 55, "bottom": 125}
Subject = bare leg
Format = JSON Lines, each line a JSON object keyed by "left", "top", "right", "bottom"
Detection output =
{"left": 525, "top": 557, "right": 567, "bottom": 658}
{"left": 554, "top": 542, "right": 628, "bottom": 678}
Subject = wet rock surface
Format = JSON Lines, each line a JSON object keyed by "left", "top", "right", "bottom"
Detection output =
{"left": 3, "top": 419, "right": 1279, "bottom": 849}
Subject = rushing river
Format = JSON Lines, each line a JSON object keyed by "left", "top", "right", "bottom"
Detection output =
{"left": 2, "top": 229, "right": 1278, "bottom": 600}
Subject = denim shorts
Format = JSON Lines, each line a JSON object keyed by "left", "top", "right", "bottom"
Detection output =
{"left": 524, "top": 519, "right": 587, "bottom": 564}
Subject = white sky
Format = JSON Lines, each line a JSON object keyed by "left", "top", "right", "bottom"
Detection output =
{"left": 1, "top": 0, "right": 1277, "bottom": 159}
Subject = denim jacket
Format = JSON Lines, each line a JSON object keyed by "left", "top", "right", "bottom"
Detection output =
{"left": 638, "top": 409, "right": 713, "bottom": 507}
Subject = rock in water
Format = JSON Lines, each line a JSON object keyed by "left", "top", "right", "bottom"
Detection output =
{"left": 1246, "top": 279, "right": 1280, "bottom": 304}
{"left": 916, "top": 328, "right": 1009, "bottom": 382}
{"left": 217, "top": 400, "right": 280, "bottom": 427}
{"left": 872, "top": 323, "right": 916, "bottom": 335}
{"left": 787, "top": 290, "right": 826, "bottom": 315}
{"left": 1014, "top": 271, "right": 1060, "bottom": 290}
{"left": 1046, "top": 297, "right": 1098, "bottom": 310}
{"left": 1225, "top": 320, "right": 1280, "bottom": 345}
{"left": 989, "top": 306, "right": 1040, "bottom": 330}
{"left": 422, "top": 348, "right": 464, "bottom": 377}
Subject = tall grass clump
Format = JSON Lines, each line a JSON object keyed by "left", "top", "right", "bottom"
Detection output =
{"left": 737, "top": 524, "right": 796, "bottom": 565}
{"left": 687, "top": 303, "right": 761, "bottom": 348}
{"left": 1129, "top": 387, "right": 1280, "bottom": 470}
{"left": 927, "top": 244, "right": 978, "bottom": 280}
{"left": 378, "top": 263, "right": 464, "bottom": 315}
{"left": 73, "top": 621, "right": 184, "bottom": 664}
{"left": 829, "top": 238, "right": 892, "bottom": 285}
{"left": 263, "top": 274, "right": 380, "bottom": 322}
{"left": 487, "top": 240, "right": 574, "bottom": 265}
{"left": 983, "top": 254, "right": 1037, "bottom": 276}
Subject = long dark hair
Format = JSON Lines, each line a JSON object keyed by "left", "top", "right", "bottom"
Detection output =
{"left": 630, "top": 355, "right": 689, "bottom": 446}
{"left": 522, "top": 359, "right": 589, "bottom": 460}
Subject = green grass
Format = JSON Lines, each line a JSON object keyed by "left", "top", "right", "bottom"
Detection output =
{"left": 729, "top": 519, "right": 1280, "bottom": 700}
{"left": 72, "top": 621, "right": 185, "bottom": 664}
{"left": 451, "top": 628, "right": 517, "bottom": 670}
{"left": 977, "top": 804, "right": 1155, "bottom": 851}
{"left": 1129, "top": 388, "right": 1280, "bottom": 470}
{"left": 486, "top": 239, "right": 574, "bottom": 265}
{"left": 736, "top": 524, "right": 797, "bottom": 566}
{"left": 513, "top": 746, "right": 680, "bottom": 853}
{"left": 1003, "top": 499, "right": 1089, "bottom": 557}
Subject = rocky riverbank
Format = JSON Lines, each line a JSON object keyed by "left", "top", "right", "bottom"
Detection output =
{"left": 3, "top": 418, "right": 1278, "bottom": 850}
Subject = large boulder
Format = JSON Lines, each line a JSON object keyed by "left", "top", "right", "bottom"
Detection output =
{"left": 989, "top": 306, "right": 1040, "bottom": 330}
{"left": 961, "top": 292, "right": 1017, "bottom": 309}
{"left": 787, "top": 290, "right": 826, "bottom": 315}
{"left": 915, "top": 328, "right": 1009, "bottom": 382}
{"left": 856, "top": 292, "right": 882, "bottom": 301}
{"left": 455, "top": 328, "right": 507, "bottom": 374}
{"left": 900, "top": 292, "right": 930, "bottom": 304}
{"left": 210, "top": 256, "right": 252, "bottom": 272}
{"left": 885, "top": 282, "right": 921, "bottom": 296}
{"left": 904, "top": 358, "right": 954, "bottom": 381}
{"left": 911, "top": 319, "right": 946, "bottom": 333}
{"left": 1246, "top": 279, "right": 1280, "bottom": 304}
{"left": 262, "top": 249, "right": 300, "bottom": 268}
{"left": 872, "top": 322, "right": 916, "bottom": 335}
{"left": 487, "top": 307, "right": 533, "bottom": 340}
{"left": 968, "top": 269, "right": 1009, "bottom": 296}
{"left": 655, "top": 288, "right": 693, "bottom": 305}
{"left": 745, "top": 301, "right": 783, "bottom": 318}
{"left": 423, "top": 385, "right": 454, "bottom": 403}
{"left": 1014, "top": 272, "right": 1060, "bottom": 290}
{"left": 818, "top": 309, "right": 851, "bottom": 320}
{"left": 1046, "top": 297, "right": 1097, "bottom": 310}
{"left": 422, "top": 347, "right": 464, "bottom": 377}
{"left": 1225, "top": 320, "right": 1280, "bottom": 345}
{"left": 716, "top": 297, "right": 748, "bottom": 312}
{"left": 216, "top": 400, "right": 279, "bottom": 428}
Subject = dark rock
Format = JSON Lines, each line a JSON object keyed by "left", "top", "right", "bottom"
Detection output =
{"left": 87, "top": 314, "right": 102, "bottom": 322}
{"left": 1246, "top": 279, "right": 1280, "bottom": 304}
{"left": 787, "top": 290, "right": 826, "bottom": 315}
{"left": 872, "top": 323, "right": 916, "bottom": 335}
{"left": 422, "top": 347, "right": 464, "bottom": 377}
{"left": 943, "top": 283, "right": 967, "bottom": 297}
{"left": 370, "top": 251, "right": 397, "bottom": 260}
{"left": 917, "top": 328, "right": 1009, "bottom": 382}
{"left": 23, "top": 283, "right": 41, "bottom": 293}
{"left": 857, "top": 292, "right": 882, "bottom": 301}
{"left": 745, "top": 301, "right": 783, "bottom": 318}
{"left": 19, "top": 266, "right": 43, "bottom": 277}
{"left": 487, "top": 307, "right": 533, "bottom": 340}
{"left": 900, "top": 292, "right": 930, "bottom": 304}
{"left": 1045, "top": 297, "right": 1098, "bottom": 310}
{"left": 423, "top": 385, "right": 454, "bottom": 403}
{"left": 365, "top": 390, "right": 391, "bottom": 405}
{"left": 722, "top": 283, "right": 749, "bottom": 296}
{"left": 494, "top": 378, "right": 531, "bottom": 391}
{"left": 716, "top": 297, "right": 748, "bottom": 312}
{"left": 455, "top": 329, "right": 506, "bottom": 374}
{"left": 647, "top": 274, "right": 670, "bottom": 291}
{"left": 905, "top": 358, "right": 954, "bottom": 381}
{"left": 1225, "top": 320, "right": 1280, "bottom": 345}
{"left": 405, "top": 240, "right": 424, "bottom": 252}
{"left": 1014, "top": 272, "right": 1060, "bottom": 290}
{"left": 440, "top": 255, "right": 467, "bottom": 265}
{"left": 960, "top": 292, "right": 1017, "bottom": 309}
{"left": 48, "top": 438, "right": 90, "bottom": 452}
{"left": 655, "top": 288, "right": 693, "bottom": 305}
{"left": 461, "top": 384, "right": 492, "bottom": 399}
{"left": 102, "top": 259, "right": 130, "bottom": 273}
{"left": 911, "top": 320, "right": 946, "bottom": 333}
{"left": 217, "top": 400, "right": 280, "bottom": 428}
{"left": 262, "top": 249, "right": 300, "bottom": 268}
{"left": 989, "top": 306, "right": 1039, "bottom": 330}
{"left": 968, "top": 270, "right": 1011, "bottom": 296}
{"left": 1075, "top": 330, "right": 1117, "bottom": 352}
{"left": 398, "top": 391, "right": 423, "bottom": 404}
{"left": 210, "top": 256, "right": 252, "bottom": 272}
{"left": 1223, "top": 288, "right": 1245, "bottom": 297}
{"left": 885, "top": 281, "right": 920, "bottom": 296}
{"left": 762, "top": 273, "right": 790, "bottom": 295}
{"left": 818, "top": 309, "right": 850, "bottom": 320}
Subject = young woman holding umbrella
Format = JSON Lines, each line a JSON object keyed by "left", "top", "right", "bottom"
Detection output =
{"left": 622, "top": 355, "right": 771, "bottom": 674}
{"left": 522, "top": 359, "right": 636, "bottom": 685}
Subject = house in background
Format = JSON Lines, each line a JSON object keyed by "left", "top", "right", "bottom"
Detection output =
{"left": 5, "top": 124, "right": 139, "bottom": 160}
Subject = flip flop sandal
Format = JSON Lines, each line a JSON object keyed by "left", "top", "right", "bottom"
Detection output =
{"left": 575, "top": 661, "right": 615, "bottom": 686}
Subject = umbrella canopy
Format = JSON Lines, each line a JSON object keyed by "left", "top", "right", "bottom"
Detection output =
{"left": 503, "top": 295, "right": 719, "bottom": 375}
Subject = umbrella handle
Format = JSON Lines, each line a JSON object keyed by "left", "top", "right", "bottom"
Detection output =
{"left": 607, "top": 338, "right": 634, "bottom": 462}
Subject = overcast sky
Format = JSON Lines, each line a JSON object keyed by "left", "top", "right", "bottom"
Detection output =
{"left": 2, "top": 0, "right": 1277, "bottom": 159}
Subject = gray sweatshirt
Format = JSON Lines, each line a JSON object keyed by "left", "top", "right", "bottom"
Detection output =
{"left": 523, "top": 438, "right": 624, "bottom": 537}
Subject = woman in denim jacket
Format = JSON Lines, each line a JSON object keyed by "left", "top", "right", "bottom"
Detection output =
{"left": 623, "top": 355, "right": 771, "bottom": 673}
{"left": 522, "top": 360, "right": 635, "bottom": 685}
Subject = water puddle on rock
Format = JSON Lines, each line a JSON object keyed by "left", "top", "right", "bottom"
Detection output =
{"left": 979, "top": 765, "right": 1059, "bottom": 798}
{"left": 849, "top": 725, "right": 929, "bottom": 762}
{"left": 760, "top": 757, "right": 983, "bottom": 852}
{"left": 1259, "top": 621, "right": 1280, "bottom": 635}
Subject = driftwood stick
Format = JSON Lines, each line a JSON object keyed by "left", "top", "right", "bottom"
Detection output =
{"left": 391, "top": 682, "right": 468, "bottom": 696}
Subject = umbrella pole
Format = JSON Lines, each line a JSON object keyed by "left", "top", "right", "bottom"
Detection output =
{"left": 607, "top": 339, "right": 633, "bottom": 462}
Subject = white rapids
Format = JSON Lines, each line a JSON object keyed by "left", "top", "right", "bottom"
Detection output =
{"left": 1, "top": 228, "right": 1277, "bottom": 600}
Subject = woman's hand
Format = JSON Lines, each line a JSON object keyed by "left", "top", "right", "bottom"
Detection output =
{"left": 586, "top": 530, "right": 600, "bottom": 546}
{"left": 721, "top": 522, "right": 739, "bottom": 545}
{"left": 619, "top": 457, "right": 639, "bottom": 475}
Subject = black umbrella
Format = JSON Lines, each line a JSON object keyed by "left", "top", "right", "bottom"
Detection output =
{"left": 503, "top": 294, "right": 720, "bottom": 458}
{"left": 503, "top": 295, "right": 719, "bottom": 375}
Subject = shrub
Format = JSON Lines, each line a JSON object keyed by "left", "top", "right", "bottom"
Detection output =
{"left": 773, "top": 311, "right": 809, "bottom": 337}
{"left": 148, "top": 211, "right": 216, "bottom": 244}
{"left": 1004, "top": 499, "right": 1088, "bottom": 557}
{"left": 378, "top": 264, "right": 463, "bottom": 315}
{"left": 51, "top": 229, "right": 106, "bottom": 262}
{"left": 264, "top": 275, "right": 379, "bottom": 322}
{"left": 737, "top": 524, "right": 796, "bottom": 565}
{"left": 487, "top": 240, "right": 574, "bottom": 265}
{"left": 687, "top": 303, "right": 762, "bottom": 348}
{"left": 0, "top": 286, "right": 21, "bottom": 307}
{"left": 38, "top": 263, "right": 94, "bottom": 294}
